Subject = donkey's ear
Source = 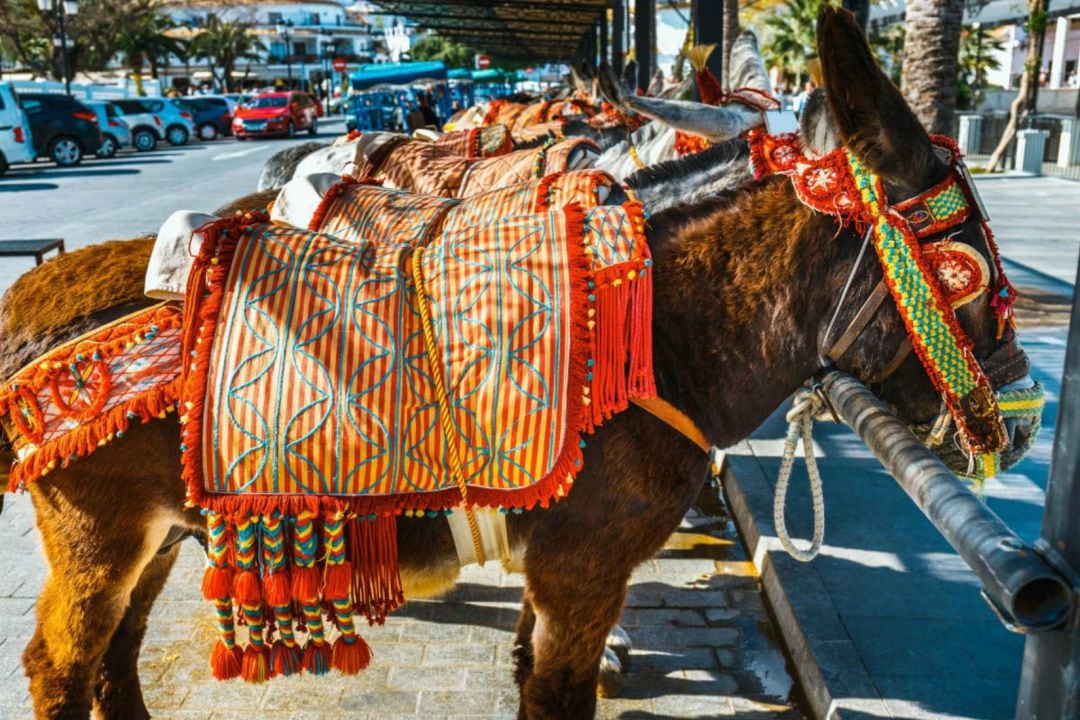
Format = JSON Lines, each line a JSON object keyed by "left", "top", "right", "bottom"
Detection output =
{"left": 729, "top": 31, "right": 771, "bottom": 94}
{"left": 816, "top": 7, "right": 938, "bottom": 193}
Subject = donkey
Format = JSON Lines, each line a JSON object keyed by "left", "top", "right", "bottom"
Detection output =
{"left": 3, "top": 10, "right": 1037, "bottom": 719}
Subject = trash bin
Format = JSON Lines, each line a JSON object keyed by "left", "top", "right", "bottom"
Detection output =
{"left": 1016, "top": 129, "right": 1049, "bottom": 175}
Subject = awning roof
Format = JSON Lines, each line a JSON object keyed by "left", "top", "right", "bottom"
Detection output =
{"left": 349, "top": 60, "right": 448, "bottom": 88}
{"left": 370, "top": 0, "right": 608, "bottom": 60}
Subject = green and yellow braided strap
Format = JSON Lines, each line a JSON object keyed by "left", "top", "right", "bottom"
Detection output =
{"left": 846, "top": 151, "right": 1008, "bottom": 455}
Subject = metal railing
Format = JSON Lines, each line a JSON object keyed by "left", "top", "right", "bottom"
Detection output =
{"left": 958, "top": 112, "right": 1080, "bottom": 181}
{"left": 815, "top": 259, "right": 1080, "bottom": 718}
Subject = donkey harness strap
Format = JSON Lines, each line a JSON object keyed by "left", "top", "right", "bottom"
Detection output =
{"left": 630, "top": 397, "right": 711, "bottom": 453}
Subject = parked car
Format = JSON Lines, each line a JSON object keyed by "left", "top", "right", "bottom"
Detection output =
{"left": 110, "top": 100, "right": 162, "bottom": 151}
{"left": 175, "top": 96, "right": 233, "bottom": 140}
{"left": 18, "top": 93, "right": 101, "bottom": 166}
{"left": 82, "top": 99, "right": 131, "bottom": 158}
{"left": 302, "top": 92, "right": 325, "bottom": 118}
{"left": 232, "top": 91, "right": 319, "bottom": 139}
{"left": 0, "top": 82, "right": 35, "bottom": 175}
{"left": 112, "top": 98, "right": 194, "bottom": 146}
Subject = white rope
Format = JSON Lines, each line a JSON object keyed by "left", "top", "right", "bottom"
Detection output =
{"left": 773, "top": 388, "right": 827, "bottom": 562}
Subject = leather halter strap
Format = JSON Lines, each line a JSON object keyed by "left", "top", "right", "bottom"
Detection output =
{"left": 631, "top": 397, "right": 711, "bottom": 453}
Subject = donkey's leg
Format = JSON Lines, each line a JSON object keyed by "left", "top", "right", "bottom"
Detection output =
{"left": 93, "top": 543, "right": 181, "bottom": 720}
{"left": 22, "top": 421, "right": 189, "bottom": 720}
{"left": 512, "top": 596, "right": 537, "bottom": 720}
{"left": 514, "top": 410, "right": 708, "bottom": 719}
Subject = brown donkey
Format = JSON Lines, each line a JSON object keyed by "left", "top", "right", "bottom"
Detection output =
{"left": 2, "top": 11, "right": 1036, "bottom": 719}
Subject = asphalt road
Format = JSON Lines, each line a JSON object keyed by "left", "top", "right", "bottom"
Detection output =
{"left": 0, "top": 117, "right": 345, "bottom": 292}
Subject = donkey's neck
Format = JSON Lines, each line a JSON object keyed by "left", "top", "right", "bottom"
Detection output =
{"left": 646, "top": 177, "right": 851, "bottom": 447}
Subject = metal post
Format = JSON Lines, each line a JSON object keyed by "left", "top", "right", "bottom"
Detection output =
{"left": 692, "top": 0, "right": 723, "bottom": 90}
{"left": 634, "top": 0, "right": 654, "bottom": 92}
{"left": 1015, "top": 257, "right": 1080, "bottom": 720}
{"left": 598, "top": 16, "right": 608, "bottom": 68}
{"left": 58, "top": 5, "right": 70, "bottom": 96}
{"left": 612, "top": 0, "right": 624, "bottom": 76}
{"left": 820, "top": 370, "right": 1072, "bottom": 631}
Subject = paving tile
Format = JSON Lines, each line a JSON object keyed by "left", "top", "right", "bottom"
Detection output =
{"left": 339, "top": 690, "right": 419, "bottom": 715}
{"left": 386, "top": 666, "right": 467, "bottom": 691}
{"left": 418, "top": 690, "right": 501, "bottom": 715}
{"left": 422, "top": 643, "right": 497, "bottom": 666}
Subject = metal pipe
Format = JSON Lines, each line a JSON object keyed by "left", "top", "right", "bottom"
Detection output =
{"left": 820, "top": 370, "right": 1073, "bottom": 631}
{"left": 1014, "top": 257, "right": 1080, "bottom": 719}
{"left": 612, "top": 0, "right": 624, "bottom": 76}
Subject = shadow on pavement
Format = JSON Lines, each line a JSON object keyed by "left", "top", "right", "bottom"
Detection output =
{"left": 0, "top": 182, "right": 60, "bottom": 191}
{"left": 35, "top": 167, "right": 141, "bottom": 179}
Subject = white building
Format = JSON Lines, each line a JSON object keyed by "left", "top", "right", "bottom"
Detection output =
{"left": 161, "top": 0, "right": 395, "bottom": 90}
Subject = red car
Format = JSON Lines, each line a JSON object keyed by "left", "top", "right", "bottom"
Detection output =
{"left": 232, "top": 91, "right": 319, "bottom": 139}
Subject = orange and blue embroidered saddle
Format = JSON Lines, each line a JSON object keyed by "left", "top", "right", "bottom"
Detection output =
{"left": 183, "top": 178, "right": 654, "bottom": 514}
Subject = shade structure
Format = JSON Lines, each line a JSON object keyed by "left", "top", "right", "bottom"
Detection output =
{"left": 348, "top": 60, "right": 448, "bottom": 90}
{"left": 370, "top": 0, "right": 612, "bottom": 61}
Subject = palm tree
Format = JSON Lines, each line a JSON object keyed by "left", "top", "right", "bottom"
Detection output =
{"left": 899, "top": 0, "right": 965, "bottom": 135}
{"left": 116, "top": 1, "right": 185, "bottom": 94}
{"left": 722, "top": 0, "right": 739, "bottom": 87}
{"left": 762, "top": 0, "right": 826, "bottom": 87}
{"left": 190, "top": 16, "right": 262, "bottom": 92}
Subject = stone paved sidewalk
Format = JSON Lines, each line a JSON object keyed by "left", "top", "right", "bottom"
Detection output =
{"left": 0, "top": 487, "right": 801, "bottom": 719}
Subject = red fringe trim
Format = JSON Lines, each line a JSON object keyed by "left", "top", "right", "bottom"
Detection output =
{"left": 348, "top": 514, "right": 404, "bottom": 622}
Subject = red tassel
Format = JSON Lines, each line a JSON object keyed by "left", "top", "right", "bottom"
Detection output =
{"left": 232, "top": 569, "right": 261, "bottom": 606}
{"left": 302, "top": 639, "right": 332, "bottom": 676}
{"left": 241, "top": 643, "right": 271, "bottom": 683}
{"left": 323, "top": 561, "right": 352, "bottom": 602}
{"left": 201, "top": 566, "right": 233, "bottom": 601}
{"left": 270, "top": 640, "right": 302, "bottom": 677}
{"left": 210, "top": 640, "right": 242, "bottom": 680}
{"left": 263, "top": 571, "right": 291, "bottom": 608}
{"left": 696, "top": 69, "right": 725, "bottom": 106}
{"left": 332, "top": 635, "right": 372, "bottom": 675}
{"left": 291, "top": 566, "right": 321, "bottom": 605}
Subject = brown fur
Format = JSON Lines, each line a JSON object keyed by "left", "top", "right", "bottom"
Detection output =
{"left": 3, "top": 11, "right": 1032, "bottom": 718}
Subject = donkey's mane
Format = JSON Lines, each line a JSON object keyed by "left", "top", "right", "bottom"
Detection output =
{"left": 625, "top": 139, "right": 753, "bottom": 214}
{"left": 625, "top": 140, "right": 747, "bottom": 189}
{"left": 561, "top": 117, "right": 627, "bottom": 149}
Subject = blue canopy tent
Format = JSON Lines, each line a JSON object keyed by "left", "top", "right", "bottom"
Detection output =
{"left": 346, "top": 61, "right": 454, "bottom": 131}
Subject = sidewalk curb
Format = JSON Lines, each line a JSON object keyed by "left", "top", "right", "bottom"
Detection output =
{"left": 721, "top": 447, "right": 891, "bottom": 720}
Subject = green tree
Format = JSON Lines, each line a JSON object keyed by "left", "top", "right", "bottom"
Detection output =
{"left": 956, "top": 23, "right": 1003, "bottom": 108}
{"left": 870, "top": 23, "right": 905, "bottom": 84}
{"left": 761, "top": 0, "right": 831, "bottom": 86}
{"left": 189, "top": 16, "right": 262, "bottom": 92}
{"left": 987, "top": 0, "right": 1049, "bottom": 170}
{"left": 116, "top": 1, "right": 185, "bottom": 93}
{"left": 408, "top": 35, "right": 475, "bottom": 69}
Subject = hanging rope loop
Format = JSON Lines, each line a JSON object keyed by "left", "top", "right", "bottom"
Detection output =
{"left": 773, "top": 385, "right": 829, "bottom": 562}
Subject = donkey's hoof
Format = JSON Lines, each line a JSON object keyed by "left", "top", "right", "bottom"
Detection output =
{"left": 597, "top": 647, "right": 624, "bottom": 698}
{"left": 605, "top": 625, "right": 632, "bottom": 671}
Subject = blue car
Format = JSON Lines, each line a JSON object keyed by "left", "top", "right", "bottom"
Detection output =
{"left": 174, "top": 96, "right": 233, "bottom": 140}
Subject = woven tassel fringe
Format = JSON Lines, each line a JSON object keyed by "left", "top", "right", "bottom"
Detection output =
{"left": 200, "top": 510, "right": 400, "bottom": 683}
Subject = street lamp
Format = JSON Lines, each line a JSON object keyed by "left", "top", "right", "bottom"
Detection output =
{"left": 276, "top": 19, "right": 294, "bottom": 88}
{"left": 320, "top": 30, "right": 333, "bottom": 116}
{"left": 37, "top": 0, "right": 77, "bottom": 96}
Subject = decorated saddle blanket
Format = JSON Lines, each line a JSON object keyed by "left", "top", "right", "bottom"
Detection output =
{"left": 432, "top": 125, "right": 513, "bottom": 159}
{"left": 360, "top": 136, "right": 601, "bottom": 199}
{"left": 481, "top": 99, "right": 527, "bottom": 127}
{"left": 184, "top": 185, "right": 653, "bottom": 515}
{"left": 0, "top": 303, "right": 183, "bottom": 490}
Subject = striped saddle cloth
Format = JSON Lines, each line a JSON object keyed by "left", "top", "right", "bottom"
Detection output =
{"left": 179, "top": 173, "right": 656, "bottom": 682}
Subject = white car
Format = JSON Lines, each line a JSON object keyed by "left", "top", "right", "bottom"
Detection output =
{"left": 0, "top": 82, "right": 35, "bottom": 175}
{"left": 112, "top": 98, "right": 195, "bottom": 147}
{"left": 82, "top": 100, "right": 131, "bottom": 158}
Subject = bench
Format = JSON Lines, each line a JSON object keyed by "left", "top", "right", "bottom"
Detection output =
{"left": 0, "top": 239, "right": 65, "bottom": 266}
